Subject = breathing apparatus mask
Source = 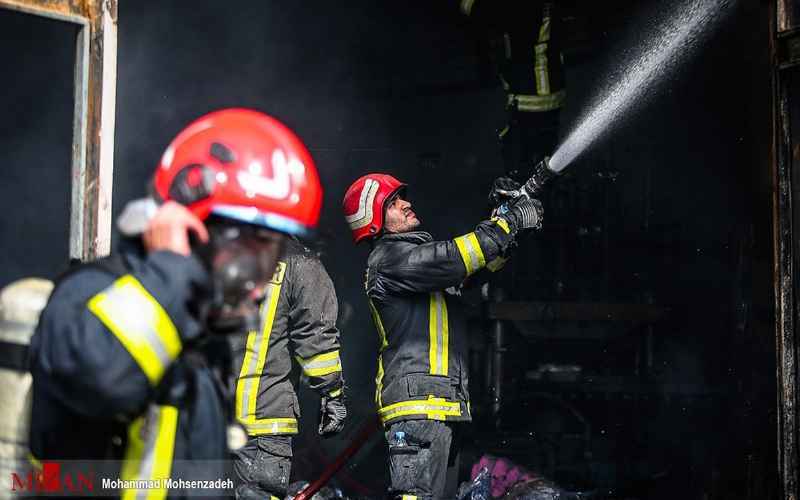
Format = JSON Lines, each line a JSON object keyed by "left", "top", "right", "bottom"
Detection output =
{"left": 193, "top": 216, "right": 285, "bottom": 335}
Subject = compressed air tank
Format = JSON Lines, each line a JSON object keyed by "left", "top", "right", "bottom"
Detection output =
{"left": 0, "top": 278, "right": 53, "bottom": 497}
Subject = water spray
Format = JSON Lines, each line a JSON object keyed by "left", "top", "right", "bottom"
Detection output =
{"left": 546, "top": 0, "right": 735, "bottom": 174}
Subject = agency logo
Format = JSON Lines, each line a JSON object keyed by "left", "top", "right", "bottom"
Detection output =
{"left": 10, "top": 462, "right": 95, "bottom": 494}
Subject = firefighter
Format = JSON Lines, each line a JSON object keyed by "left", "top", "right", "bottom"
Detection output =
{"left": 231, "top": 236, "right": 346, "bottom": 500}
{"left": 459, "top": 0, "right": 565, "bottom": 176}
{"left": 341, "top": 174, "right": 543, "bottom": 499}
{"left": 28, "top": 108, "right": 323, "bottom": 499}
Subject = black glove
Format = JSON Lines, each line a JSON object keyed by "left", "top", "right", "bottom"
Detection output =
{"left": 488, "top": 176, "right": 523, "bottom": 209}
{"left": 503, "top": 197, "right": 544, "bottom": 232}
{"left": 318, "top": 392, "right": 347, "bottom": 436}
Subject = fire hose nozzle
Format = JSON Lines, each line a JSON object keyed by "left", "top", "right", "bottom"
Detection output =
{"left": 522, "top": 156, "right": 557, "bottom": 197}
{"left": 496, "top": 156, "right": 557, "bottom": 220}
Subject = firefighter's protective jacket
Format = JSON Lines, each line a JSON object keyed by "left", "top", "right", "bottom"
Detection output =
{"left": 231, "top": 239, "right": 343, "bottom": 437}
{"left": 365, "top": 219, "right": 514, "bottom": 425}
{"left": 29, "top": 250, "right": 229, "bottom": 498}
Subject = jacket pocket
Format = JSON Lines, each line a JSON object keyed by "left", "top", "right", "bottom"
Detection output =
{"left": 405, "top": 373, "right": 455, "bottom": 400}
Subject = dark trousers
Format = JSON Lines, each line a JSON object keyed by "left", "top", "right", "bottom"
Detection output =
{"left": 232, "top": 435, "right": 292, "bottom": 500}
{"left": 385, "top": 420, "right": 458, "bottom": 500}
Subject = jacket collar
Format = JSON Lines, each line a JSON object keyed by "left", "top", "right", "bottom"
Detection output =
{"left": 377, "top": 231, "right": 433, "bottom": 245}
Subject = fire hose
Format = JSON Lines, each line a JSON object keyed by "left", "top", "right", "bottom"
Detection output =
{"left": 293, "top": 416, "right": 382, "bottom": 500}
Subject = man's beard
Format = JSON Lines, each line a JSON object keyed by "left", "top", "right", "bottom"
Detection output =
{"left": 397, "top": 217, "right": 420, "bottom": 233}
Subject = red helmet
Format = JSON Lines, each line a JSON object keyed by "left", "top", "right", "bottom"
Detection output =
{"left": 153, "top": 108, "right": 322, "bottom": 237}
{"left": 342, "top": 173, "right": 406, "bottom": 243}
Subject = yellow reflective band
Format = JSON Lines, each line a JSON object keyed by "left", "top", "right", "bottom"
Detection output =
{"left": 454, "top": 236, "right": 473, "bottom": 275}
{"left": 498, "top": 124, "right": 510, "bottom": 139}
{"left": 492, "top": 217, "right": 511, "bottom": 234}
{"left": 376, "top": 355, "right": 385, "bottom": 408}
{"left": 508, "top": 90, "right": 566, "bottom": 113}
{"left": 534, "top": 43, "right": 551, "bottom": 95}
{"left": 429, "top": 294, "right": 438, "bottom": 374}
{"left": 328, "top": 387, "right": 343, "bottom": 398}
{"left": 121, "top": 405, "right": 178, "bottom": 500}
{"left": 236, "top": 277, "right": 284, "bottom": 423}
{"left": 538, "top": 12, "right": 551, "bottom": 43}
{"left": 428, "top": 292, "right": 449, "bottom": 376}
{"left": 27, "top": 453, "right": 42, "bottom": 471}
{"left": 241, "top": 417, "right": 298, "bottom": 436}
{"left": 368, "top": 299, "right": 388, "bottom": 408}
{"left": 88, "top": 275, "right": 182, "bottom": 386}
{"left": 401, "top": 496, "right": 419, "bottom": 500}
{"left": 454, "top": 232, "right": 484, "bottom": 276}
{"left": 466, "top": 233, "right": 486, "bottom": 269}
{"left": 368, "top": 300, "right": 388, "bottom": 351}
{"left": 486, "top": 256, "right": 509, "bottom": 273}
{"left": 534, "top": 7, "right": 552, "bottom": 94}
{"left": 379, "top": 398, "right": 462, "bottom": 423}
{"left": 301, "top": 361, "right": 342, "bottom": 377}
{"left": 442, "top": 295, "right": 449, "bottom": 376}
{"left": 236, "top": 326, "right": 258, "bottom": 419}
{"left": 500, "top": 70, "right": 511, "bottom": 91}
{"left": 459, "top": 0, "right": 475, "bottom": 15}
{"left": 297, "top": 350, "right": 342, "bottom": 377}
{"left": 269, "top": 261, "right": 287, "bottom": 285}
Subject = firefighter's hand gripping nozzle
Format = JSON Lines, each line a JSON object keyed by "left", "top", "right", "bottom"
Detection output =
{"left": 497, "top": 156, "right": 556, "bottom": 201}
{"left": 495, "top": 156, "right": 555, "bottom": 231}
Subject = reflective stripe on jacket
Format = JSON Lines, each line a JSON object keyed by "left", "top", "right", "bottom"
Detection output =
{"left": 232, "top": 239, "right": 343, "bottom": 436}
{"left": 365, "top": 220, "right": 514, "bottom": 426}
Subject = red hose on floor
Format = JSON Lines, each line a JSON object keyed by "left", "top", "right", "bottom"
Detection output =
{"left": 294, "top": 416, "right": 382, "bottom": 500}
